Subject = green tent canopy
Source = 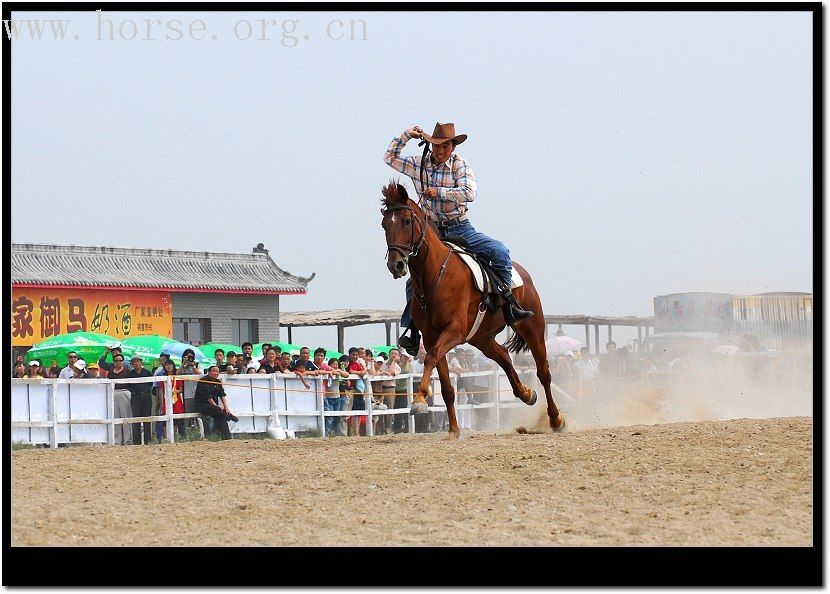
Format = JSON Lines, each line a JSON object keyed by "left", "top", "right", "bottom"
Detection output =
{"left": 25, "top": 331, "right": 120, "bottom": 368}
{"left": 200, "top": 343, "right": 243, "bottom": 357}
{"left": 368, "top": 345, "right": 397, "bottom": 357}
{"left": 119, "top": 335, "right": 212, "bottom": 367}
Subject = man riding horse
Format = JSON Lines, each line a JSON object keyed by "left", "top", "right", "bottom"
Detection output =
{"left": 383, "top": 122, "right": 534, "bottom": 356}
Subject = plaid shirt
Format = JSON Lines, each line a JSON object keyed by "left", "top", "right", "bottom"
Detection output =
{"left": 383, "top": 130, "right": 477, "bottom": 223}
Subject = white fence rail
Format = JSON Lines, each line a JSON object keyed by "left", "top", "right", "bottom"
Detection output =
{"left": 11, "top": 369, "right": 547, "bottom": 447}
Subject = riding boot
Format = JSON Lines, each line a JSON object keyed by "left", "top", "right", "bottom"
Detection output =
{"left": 397, "top": 325, "right": 421, "bottom": 357}
{"left": 501, "top": 288, "right": 534, "bottom": 326}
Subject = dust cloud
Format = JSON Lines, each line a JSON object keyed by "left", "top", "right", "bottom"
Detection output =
{"left": 501, "top": 352, "right": 813, "bottom": 433}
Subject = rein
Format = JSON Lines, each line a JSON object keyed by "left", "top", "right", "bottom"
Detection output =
{"left": 383, "top": 204, "right": 428, "bottom": 263}
{"left": 382, "top": 202, "right": 451, "bottom": 310}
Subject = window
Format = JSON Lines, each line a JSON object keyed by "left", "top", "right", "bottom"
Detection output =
{"left": 231, "top": 319, "right": 259, "bottom": 346}
{"left": 173, "top": 318, "right": 211, "bottom": 346}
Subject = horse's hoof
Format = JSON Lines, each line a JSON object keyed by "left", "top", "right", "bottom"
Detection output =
{"left": 550, "top": 412, "right": 565, "bottom": 431}
{"left": 444, "top": 431, "right": 460, "bottom": 441}
{"left": 526, "top": 390, "right": 537, "bottom": 406}
{"left": 410, "top": 402, "right": 429, "bottom": 415}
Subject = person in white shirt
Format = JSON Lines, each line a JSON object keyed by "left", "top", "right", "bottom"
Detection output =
{"left": 59, "top": 351, "right": 79, "bottom": 379}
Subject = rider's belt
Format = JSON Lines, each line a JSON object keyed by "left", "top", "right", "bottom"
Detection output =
{"left": 437, "top": 215, "right": 468, "bottom": 229}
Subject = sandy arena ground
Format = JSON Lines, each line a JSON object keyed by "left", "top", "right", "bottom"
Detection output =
{"left": 12, "top": 415, "right": 812, "bottom": 546}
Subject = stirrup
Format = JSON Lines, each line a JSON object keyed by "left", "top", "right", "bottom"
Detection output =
{"left": 397, "top": 328, "right": 421, "bottom": 356}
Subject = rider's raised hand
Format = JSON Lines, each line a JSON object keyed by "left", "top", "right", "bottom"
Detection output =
{"left": 407, "top": 126, "right": 423, "bottom": 138}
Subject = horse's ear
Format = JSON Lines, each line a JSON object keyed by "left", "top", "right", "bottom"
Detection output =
{"left": 396, "top": 183, "right": 408, "bottom": 201}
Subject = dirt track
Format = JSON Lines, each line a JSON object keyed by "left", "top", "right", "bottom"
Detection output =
{"left": 12, "top": 416, "right": 812, "bottom": 546}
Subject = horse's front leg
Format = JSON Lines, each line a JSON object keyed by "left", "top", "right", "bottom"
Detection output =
{"left": 410, "top": 328, "right": 464, "bottom": 415}
{"left": 435, "top": 357, "right": 461, "bottom": 439}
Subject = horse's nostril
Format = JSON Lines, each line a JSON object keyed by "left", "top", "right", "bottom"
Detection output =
{"left": 396, "top": 261, "right": 404, "bottom": 270}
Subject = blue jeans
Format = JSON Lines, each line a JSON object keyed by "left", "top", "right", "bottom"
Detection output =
{"left": 324, "top": 396, "right": 343, "bottom": 435}
{"left": 401, "top": 220, "right": 511, "bottom": 327}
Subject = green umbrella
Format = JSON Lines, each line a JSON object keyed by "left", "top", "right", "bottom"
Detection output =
{"left": 25, "top": 331, "right": 120, "bottom": 368}
{"left": 325, "top": 350, "right": 345, "bottom": 362}
{"left": 201, "top": 343, "right": 243, "bottom": 357}
{"left": 255, "top": 341, "right": 301, "bottom": 356}
{"left": 368, "top": 345, "right": 397, "bottom": 357}
{"left": 120, "top": 335, "right": 212, "bottom": 367}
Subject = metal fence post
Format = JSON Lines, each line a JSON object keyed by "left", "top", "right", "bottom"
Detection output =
{"left": 407, "top": 375, "right": 415, "bottom": 434}
{"left": 106, "top": 381, "right": 115, "bottom": 446}
{"left": 165, "top": 376, "right": 174, "bottom": 443}
{"left": 366, "top": 383, "right": 374, "bottom": 437}
{"left": 49, "top": 382, "right": 58, "bottom": 449}
{"left": 316, "top": 377, "right": 326, "bottom": 436}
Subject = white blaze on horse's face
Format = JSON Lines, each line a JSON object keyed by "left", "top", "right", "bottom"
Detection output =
{"left": 382, "top": 210, "right": 410, "bottom": 280}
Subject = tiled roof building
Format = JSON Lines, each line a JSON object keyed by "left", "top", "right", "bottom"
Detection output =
{"left": 11, "top": 243, "right": 312, "bottom": 350}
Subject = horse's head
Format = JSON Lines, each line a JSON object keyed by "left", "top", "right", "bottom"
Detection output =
{"left": 380, "top": 180, "right": 426, "bottom": 279}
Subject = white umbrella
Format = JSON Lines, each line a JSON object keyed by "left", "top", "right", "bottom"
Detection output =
{"left": 546, "top": 334, "right": 583, "bottom": 355}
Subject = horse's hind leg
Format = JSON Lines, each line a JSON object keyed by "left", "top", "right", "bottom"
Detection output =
{"left": 435, "top": 357, "right": 461, "bottom": 439}
{"left": 471, "top": 337, "right": 535, "bottom": 405}
{"left": 516, "top": 317, "right": 564, "bottom": 430}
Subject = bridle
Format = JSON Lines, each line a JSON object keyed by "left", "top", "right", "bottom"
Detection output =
{"left": 383, "top": 201, "right": 453, "bottom": 311}
{"left": 383, "top": 204, "right": 428, "bottom": 263}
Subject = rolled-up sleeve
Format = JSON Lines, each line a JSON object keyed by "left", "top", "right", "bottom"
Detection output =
{"left": 383, "top": 130, "right": 419, "bottom": 178}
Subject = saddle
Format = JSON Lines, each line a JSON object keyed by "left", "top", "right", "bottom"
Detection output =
{"left": 443, "top": 236, "right": 523, "bottom": 315}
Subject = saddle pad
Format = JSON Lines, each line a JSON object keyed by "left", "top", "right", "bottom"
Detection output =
{"left": 444, "top": 242, "right": 524, "bottom": 293}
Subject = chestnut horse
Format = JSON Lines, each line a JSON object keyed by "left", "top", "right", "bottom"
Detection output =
{"left": 380, "top": 181, "right": 564, "bottom": 438}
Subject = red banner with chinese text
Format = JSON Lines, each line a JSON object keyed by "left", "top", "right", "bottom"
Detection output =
{"left": 11, "top": 287, "right": 172, "bottom": 346}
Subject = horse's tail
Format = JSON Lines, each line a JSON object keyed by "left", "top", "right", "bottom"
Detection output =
{"left": 504, "top": 330, "right": 529, "bottom": 354}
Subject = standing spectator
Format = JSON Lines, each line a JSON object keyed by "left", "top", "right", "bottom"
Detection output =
{"left": 47, "top": 367, "right": 60, "bottom": 379}
{"left": 241, "top": 342, "right": 259, "bottom": 371}
{"left": 98, "top": 344, "right": 133, "bottom": 376}
{"left": 87, "top": 363, "right": 100, "bottom": 379}
{"left": 71, "top": 359, "right": 89, "bottom": 379}
{"left": 292, "top": 359, "right": 312, "bottom": 390}
{"left": 574, "top": 347, "right": 598, "bottom": 398}
{"left": 551, "top": 354, "right": 574, "bottom": 386}
{"left": 599, "top": 341, "right": 622, "bottom": 378}
{"left": 152, "top": 353, "right": 171, "bottom": 375}
{"left": 127, "top": 355, "right": 153, "bottom": 445}
{"left": 337, "top": 355, "right": 352, "bottom": 436}
{"left": 280, "top": 351, "right": 292, "bottom": 371}
{"left": 59, "top": 351, "right": 79, "bottom": 379}
{"left": 108, "top": 353, "right": 133, "bottom": 445}
{"left": 225, "top": 351, "right": 238, "bottom": 372}
{"left": 362, "top": 349, "right": 375, "bottom": 402}
{"left": 322, "top": 356, "right": 349, "bottom": 436}
{"left": 289, "top": 347, "right": 318, "bottom": 372}
{"left": 25, "top": 360, "right": 44, "bottom": 379}
{"left": 257, "top": 343, "right": 273, "bottom": 368}
{"left": 178, "top": 349, "right": 202, "bottom": 433}
{"left": 258, "top": 348, "right": 284, "bottom": 374}
{"left": 13, "top": 362, "right": 26, "bottom": 378}
{"left": 307, "top": 348, "right": 329, "bottom": 377}
{"left": 157, "top": 360, "right": 186, "bottom": 441}
{"left": 393, "top": 351, "right": 412, "bottom": 433}
{"left": 376, "top": 349, "right": 401, "bottom": 434}
{"left": 346, "top": 347, "right": 367, "bottom": 436}
{"left": 194, "top": 365, "right": 238, "bottom": 440}
{"left": 214, "top": 349, "right": 227, "bottom": 371}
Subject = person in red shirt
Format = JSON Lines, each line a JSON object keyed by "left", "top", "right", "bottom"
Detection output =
{"left": 346, "top": 347, "right": 367, "bottom": 436}
{"left": 156, "top": 360, "right": 186, "bottom": 441}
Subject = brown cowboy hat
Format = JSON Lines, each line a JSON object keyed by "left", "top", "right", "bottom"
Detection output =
{"left": 421, "top": 122, "right": 467, "bottom": 146}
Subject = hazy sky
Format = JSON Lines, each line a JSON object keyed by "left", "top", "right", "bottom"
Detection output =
{"left": 10, "top": 9, "right": 814, "bottom": 348}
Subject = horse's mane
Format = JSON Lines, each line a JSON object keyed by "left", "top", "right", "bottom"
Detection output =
{"left": 381, "top": 180, "right": 412, "bottom": 209}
